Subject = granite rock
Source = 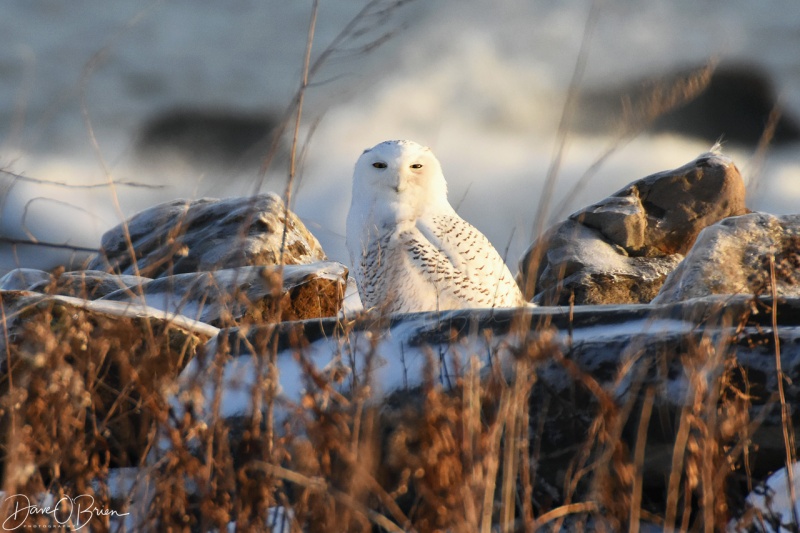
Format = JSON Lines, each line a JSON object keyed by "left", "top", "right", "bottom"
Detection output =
{"left": 653, "top": 212, "right": 800, "bottom": 303}
{"left": 102, "top": 262, "right": 348, "bottom": 326}
{"left": 519, "top": 149, "right": 747, "bottom": 304}
{"left": 88, "top": 193, "right": 326, "bottom": 278}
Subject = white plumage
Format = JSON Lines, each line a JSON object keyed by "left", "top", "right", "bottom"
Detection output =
{"left": 346, "top": 139, "right": 525, "bottom": 313}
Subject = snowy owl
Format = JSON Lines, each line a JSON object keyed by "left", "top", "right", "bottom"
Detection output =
{"left": 346, "top": 139, "right": 525, "bottom": 313}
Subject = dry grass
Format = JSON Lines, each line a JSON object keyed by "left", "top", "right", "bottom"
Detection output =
{"left": 1, "top": 2, "right": 795, "bottom": 532}
{"left": 1, "top": 277, "right": 793, "bottom": 531}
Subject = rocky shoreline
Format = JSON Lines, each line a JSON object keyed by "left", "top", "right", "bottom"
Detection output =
{"left": 1, "top": 149, "right": 798, "bottom": 530}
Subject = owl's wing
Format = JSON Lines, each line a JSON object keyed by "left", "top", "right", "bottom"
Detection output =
{"left": 409, "top": 214, "right": 522, "bottom": 307}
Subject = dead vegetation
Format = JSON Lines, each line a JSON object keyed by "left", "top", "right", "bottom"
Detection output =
{"left": 1, "top": 2, "right": 797, "bottom": 532}
{"left": 0, "top": 269, "right": 798, "bottom": 532}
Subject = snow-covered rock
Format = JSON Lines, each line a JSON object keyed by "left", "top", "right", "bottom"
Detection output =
{"left": 0, "top": 268, "right": 52, "bottom": 291}
{"left": 522, "top": 218, "right": 683, "bottom": 305}
{"left": 0, "top": 291, "right": 219, "bottom": 346}
{"left": 519, "top": 149, "right": 747, "bottom": 305}
{"left": 1, "top": 263, "right": 347, "bottom": 325}
{"left": 166, "top": 295, "right": 800, "bottom": 529}
{"left": 175, "top": 296, "right": 800, "bottom": 466}
{"left": 654, "top": 212, "right": 800, "bottom": 303}
{"left": 102, "top": 262, "right": 347, "bottom": 326}
{"left": 1, "top": 268, "right": 149, "bottom": 298}
{"left": 88, "top": 193, "right": 326, "bottom": 277}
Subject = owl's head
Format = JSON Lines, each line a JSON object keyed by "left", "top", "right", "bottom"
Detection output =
{"left": 352, "top": 140, "right": 450, "bottom": 217}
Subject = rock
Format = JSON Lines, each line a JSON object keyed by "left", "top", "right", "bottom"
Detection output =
{"left": 0, "top": 268, "right": 52, "bottom": 291}
{"left": 102, "top": 262, "right": 348, "bottom": 326}
{"left": 88, "top": 193, "right": 326, "bottom": 278}
{"left": 576, "top": 63, "right": 800, "bottom": 147}
{"left": 0, "top": 262, "right": 346, "bottom": 326}
{"left": 653, "top": 212, "right": 800, "bottom": 303}
{"left": 53, "top": 270, "right": 152, "bottom": 299}
{"left": 3, "top": 268, "right": 148, "bottom": 299}
{"left": 528, "top": 219, "right": 684, "bottom": 305}
{"left": 174, "top": 296, "right": 800, "bottom": 529}
{"left": 135, "top": 107, "right": 282, "bottom": 169}
{"left": 519, "top": 149, "right": 747, "bottom": 304}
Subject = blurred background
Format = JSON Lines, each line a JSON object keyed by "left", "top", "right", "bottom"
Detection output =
{"left": 1, "top": 0, "right": 799, "bottom": 276}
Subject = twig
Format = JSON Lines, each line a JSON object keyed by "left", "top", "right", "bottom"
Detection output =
{"left": 770, "top": 254, "right": 800, "bottom": 527}
{"left": 664, "top": 396, "right": 694, "bottom": 532}
{"left": 501, "top": 368, "right": 521, "bottom": 531}
{"left": 0, "top": 296, "right": 14, "bottom": 432}
{"left": 523, "top": 0, "right": 601, "bottom": 300}
{"left": 21, "top": 196, "right": 102, "bottom": 243}
{"left": 746, "top": 101, "right": 782, "bottom": 198}
{"left": 0, "top": 169, "right": 165, "bottom": 190}
{"left": 248, "top": 461, "right": 406, "bottom": 533}
{"left": 266, "top": 0, "right": 319, "bottom": 463}
{"left": 0, "top": 237, "right": 98, "bottom": 254}
{"left": 630, "top": 387, "right": 655, "bottom": 533}
{"left": 481, "top": 387, "right": 512, "bottom": 533}
{"left": 530, "top": 501, "right": 598, "bottom": 529}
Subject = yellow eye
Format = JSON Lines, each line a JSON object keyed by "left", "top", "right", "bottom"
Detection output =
{"left": 410, "top": 163, "right": 423, "bottom": 169}
{"left": 373, "top": 162, "right": 387, "bottom": 169}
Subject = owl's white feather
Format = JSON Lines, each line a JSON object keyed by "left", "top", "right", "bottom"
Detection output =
{"left": 346, "top": 139, "right": 525, "bottom": 313}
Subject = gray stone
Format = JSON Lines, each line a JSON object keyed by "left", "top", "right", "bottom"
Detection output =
{"left": 102, "top": 262, "right": 348, "bottom": 326}
{"left": 574, "top": 194, "right": 647, "bottom": 253}
{"left": 88, "top": 193, "right": 326, "bottom": 278}
{"left": 519, "top": 149, "right": 747, "bottom": 304}
{"left": 176, "top": 296, "right": 800, "bottom": 528}
{"left": 531, "top": 220, "right": 683, "bottom": 305}
{"left": 0, "top": 268, "right": 52, "bottom": 291}
{"left": 54, "top": 270, "right": 150, "bottom": 299}
{"left": 0, "top": 268, "right": 153, "bottom": 299}
{"left": 574, "top": 63, "right": 800, "bottom": 147}
{"left": 653, "top": 212, "right": 800, "bottom": 303}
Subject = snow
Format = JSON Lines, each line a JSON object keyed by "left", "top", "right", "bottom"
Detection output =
{"left": 174, "top": 303, "right": 734, "bottom": 425}
{"left": 731, "top": 462, "right": 800, "bottom": 532}
{"left": 50, "top": 294, "right": 221, "bottom": 338}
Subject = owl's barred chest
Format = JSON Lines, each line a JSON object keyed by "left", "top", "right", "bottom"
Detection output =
{"left": 357, "top": 218, "right": 504, "bottom": 311}
{"left": 346, "top": 139, "right": 525, "bottom": 312}
{"left": 361, "top": 217, "right": 484, "bottom": 275}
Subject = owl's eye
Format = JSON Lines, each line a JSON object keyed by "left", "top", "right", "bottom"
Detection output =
{"left": 372, "top": 162, "right": 387, "bottom": 169}
{"left": 410, "top": 163, "right": 423, "bottom": 169}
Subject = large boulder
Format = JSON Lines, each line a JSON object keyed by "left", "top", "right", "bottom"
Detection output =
{"left": 519, "top": 149, "right": 748, "bottom": 305}
{"left": 653, "top": 212, "right": 800, "bottom": 303}
{"left": 0, "top": 263, "right": 347, "bottom": 325}
{"left": 88, "top": 193, "right": 326, "bottom": 278}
